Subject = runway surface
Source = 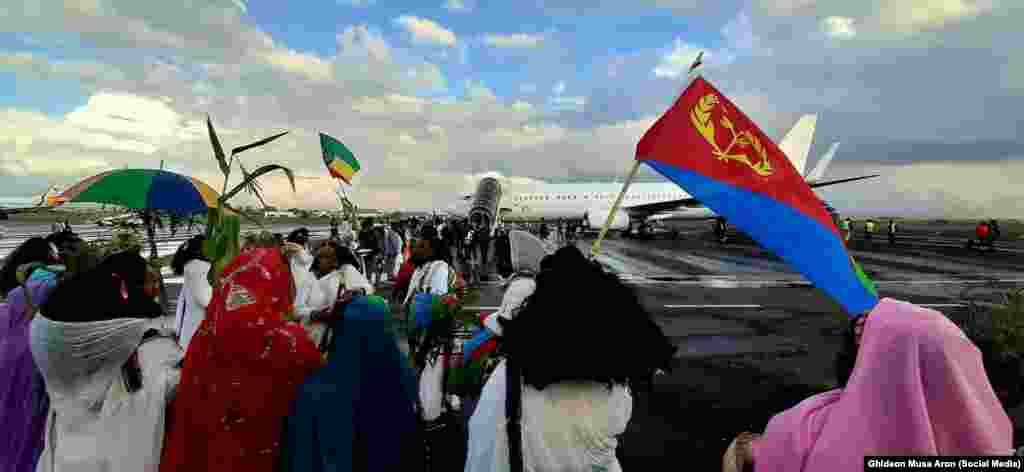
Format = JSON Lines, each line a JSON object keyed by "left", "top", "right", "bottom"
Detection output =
{"left": 5, "top": 222, "right": 1023, "bottom": 468}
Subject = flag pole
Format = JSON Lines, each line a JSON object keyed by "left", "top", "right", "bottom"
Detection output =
{"left": 590, "top": 51, "right": 704, "bottom": 259}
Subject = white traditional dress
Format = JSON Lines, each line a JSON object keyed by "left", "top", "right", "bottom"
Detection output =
{"left": 172, "top": 259, "right": 212, "bottom": 352}
{"left": 466, "top": 361, "right": 632, "bottom": 472}
{"left": 31, "top": 317, "right": 182, "bottom": 472}
{"left": 403, "top": 259, "right": 452, "bottom": 421}
{"left": 302, "top": 264, "right": 374, "bottom": 346}
{"left": 465, "top": 230, "right": 632, "bottom": 472}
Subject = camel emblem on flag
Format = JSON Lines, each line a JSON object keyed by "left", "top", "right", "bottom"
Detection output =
{"left": 689, "top": 94, "right": 774, "bottom": 176}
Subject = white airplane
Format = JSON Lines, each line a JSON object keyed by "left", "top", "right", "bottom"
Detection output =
{"left": 0, "top": 185, "right": 64, "bottom": 220}
{"left": 494, "top": 115, "right": 877, "bottom": 237}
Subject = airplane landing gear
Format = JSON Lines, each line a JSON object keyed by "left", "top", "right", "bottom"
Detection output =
{"left": 714, "top": 218, "right": 728, "bottom": 244}
{"left": 637, "top": 224, "right": 653, "bottom": 240}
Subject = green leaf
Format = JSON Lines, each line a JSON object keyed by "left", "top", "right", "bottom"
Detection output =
{"left": 222, "top": 202, "right": 264, "bottom": 229}
{"left": 237, "top": 162, "right": 268, "bottom": 208}
{"left": 230, "top": 131, "right": 289, "bottom": 157}
{"left": 221, "top": 164, "right": 295, "bottom": 203}
{"left": 206, "top": 116, "right": 229, "bottom": 177}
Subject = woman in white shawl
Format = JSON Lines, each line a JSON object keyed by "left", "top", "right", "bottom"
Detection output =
{"left": 402, "top": 237, "right": 455, "bottom": 424}
{"left": 466, "top": 246, "right": 676, "bottom": 472}
{"left": 465, "top": 230, "right": 547, "bottom": 472}
{"left": 170, "top": 235, "right": 211, "bottom": 352}
{"left": 480, "top": 230, "right": 548, "bottom": 338}
{"left": 296, "top": 241, "right": 374, "bottom": 347}
{"left": 30, "top": 251, "right": 182, "bottom": 472}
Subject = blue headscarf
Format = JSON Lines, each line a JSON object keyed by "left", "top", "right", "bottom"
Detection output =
{"left": 279, "top": 296, "right": 423, "bottom": 472}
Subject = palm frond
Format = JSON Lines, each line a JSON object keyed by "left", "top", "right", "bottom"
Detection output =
{"left": 221, "top": 164, "right": 295, "bottom": 203}
{"left": 206, "top": 116, "right": 229, "bottom": 177}
{"left": 237, "top": 162, "right": 269, "bottom": 208}
{"left": 222, "top": 202, "right": 264, "bottom": 229}
{"left": 230, "top": 131, "right": 289, "bottom": 157}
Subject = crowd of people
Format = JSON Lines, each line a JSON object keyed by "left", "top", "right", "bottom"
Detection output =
{"left": 0, "top": 215, "right": 1019, "bottom": 472}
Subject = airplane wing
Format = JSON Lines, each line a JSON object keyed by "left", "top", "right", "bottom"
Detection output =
{"left": 1, "top": 186, "right": 63, "bottom": 215}
{"left": 808, "top": 174, "right": 880, "bottom": 188}
{"left": 1, "top": 206, "right": 57, "bottom": 214}
{"left": 623, "top": 197, "right": 702, "bottom": 217}
{"left": 621, "top": 174, "right": 879, "bottom": 218}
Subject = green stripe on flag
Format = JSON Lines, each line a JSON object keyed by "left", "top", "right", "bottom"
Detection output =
{"left": 320, "top": 133, "right": 360, "bottom": 172}
{"left": 851, "top": 256, "right": 878, "bottom": 298}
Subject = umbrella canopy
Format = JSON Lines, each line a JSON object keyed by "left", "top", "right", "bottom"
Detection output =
{"left": 56, "top": 169, "right": 223, "bottom": 215}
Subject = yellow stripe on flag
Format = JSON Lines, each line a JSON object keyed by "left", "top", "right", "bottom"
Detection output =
{"left": 329, "top": 160, "right": 356, "bottom": 183}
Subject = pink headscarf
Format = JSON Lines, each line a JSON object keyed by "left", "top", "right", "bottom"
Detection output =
{"left": 753, "top": 298, "right": 1012, "bottom": 471}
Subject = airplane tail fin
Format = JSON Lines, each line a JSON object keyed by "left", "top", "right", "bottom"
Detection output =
{"left": 778, "top": 114, "right": 817, "bottom": 177}
{"left": 806, "top": 142, "right": 840, "bottom": 182}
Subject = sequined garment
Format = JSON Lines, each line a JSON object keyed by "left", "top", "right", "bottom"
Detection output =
{"left": 160, "top": 248, "right": 322, "bottom": 472}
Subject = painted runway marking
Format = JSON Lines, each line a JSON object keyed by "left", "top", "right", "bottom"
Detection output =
{"left": 620, "top": 278, "right": 1024, "bottom": 287}
{"left": 664, "top": 303, "right": 970, "bottom": 309}
{"left": 464, "top": 306, "right": 500, "bottom": 311}
{"left": 665, "top": 304, "right": 762, "bottom": 308}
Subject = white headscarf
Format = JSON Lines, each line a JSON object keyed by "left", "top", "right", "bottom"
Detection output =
{"left": 507, "top": 230, "right": 548, "bottom": 276}
{"left": 483, "top": 230, "right": 550, "bottom": 336}
{"left": 30, "top": 315, "right": 151, "bottom": 416}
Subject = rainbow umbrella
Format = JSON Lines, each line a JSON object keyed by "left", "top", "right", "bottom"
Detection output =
{"left": 56, "top": 169, "right": 223, "bottom": 215}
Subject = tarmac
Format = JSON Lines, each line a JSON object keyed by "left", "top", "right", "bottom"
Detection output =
{"left": 3, "top": 220, "right": 1023, "bottom": 469}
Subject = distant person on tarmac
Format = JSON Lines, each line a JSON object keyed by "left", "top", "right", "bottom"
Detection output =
{"left": 887, "top": 219, "right": 897, "bottom": 245}
{"left": 864, "top": 219, "right": 876, "bottom": 241}
{"left": 991, "top": 219, "right": 1001, "bottom": 243}
{"left": 839, "top": 218, "right": 852, "bottom": 243}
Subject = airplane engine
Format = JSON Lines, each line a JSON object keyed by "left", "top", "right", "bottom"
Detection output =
{"left": 468, "top": 177, "right": 502, "bottom": 231}
{"left": 586, "top": 208, "right": 629, "bottom": 231}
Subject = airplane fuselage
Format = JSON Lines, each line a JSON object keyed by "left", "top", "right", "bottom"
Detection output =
{"left": 500, "top": 182, "right": 706, "bottom": 225}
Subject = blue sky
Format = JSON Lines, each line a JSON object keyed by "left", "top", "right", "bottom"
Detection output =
{"left": 0, "top": 0, "right": 1021, "bottom": 217}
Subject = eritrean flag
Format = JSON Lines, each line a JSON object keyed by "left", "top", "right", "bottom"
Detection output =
{"left": 320, "top": 133, "right": 360, "bottom": 184}
{"left": 637, "top": 76, "right": 877, "bottom": 316}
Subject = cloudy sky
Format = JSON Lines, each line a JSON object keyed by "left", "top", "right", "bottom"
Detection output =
{"left": 0, "top": 0, "right": 1020, "bottom": 217}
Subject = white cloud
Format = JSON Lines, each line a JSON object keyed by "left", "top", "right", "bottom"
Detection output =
{"left": 511, "top": 101, "right": 534, "bottom": 112}
{"left": 263, "top": 49, "right": 334, "bottom": 82}
{"left": 336, "top": 25, "right": 392, "bottom": 62}
{"left": 720, "top": 10, "right": 757, "bottom": 52}
{"left": 481, "top": 124, "right": 568, "bottom": 150}
{"left": 351, "top": 94, "right": 429, "bottom": 115}
{"left": 550, "top": 96, "right": 587, "bottom": 112}
{"left": 484, "top": 33, "right": 546, "bottom": 49}
{"left": 652, "top": 39, "right": 705, "bottom": 78}
{"left": 821, "top": 158, "right": 1024, "bottom": 219}
{"left": 877, "top": 0, "right": 995, "bottom": 33}
{"left": 395, "top": 16, "right": 457, "bottom": 48}
{"left": 466, "top": 80, "right": 497, "bottom": 102}
{"left": 553, "top": 81, "right": 566, "bottom": 94}
{"left": 443, "top": 0, "right": 471, "bottom": 12}
{"left": 0, "top": 95, "right": 206, "bottom": 177}
{"left": 822, "top": 16, "right": 857, "bottom": 38}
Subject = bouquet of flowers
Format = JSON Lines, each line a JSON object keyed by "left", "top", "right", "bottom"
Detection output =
{"left": 448, "top": 313, "right": 502, "bottom": 395}
{"left": 406, "top": 288, "right": 467, "bottom": 370}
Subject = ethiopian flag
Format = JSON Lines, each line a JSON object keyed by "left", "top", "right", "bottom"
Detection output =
{"left": 320, "top": 133, "right": 360, "bottom": 184}
{"left": 636, "top": 76, "right": 877, "bottom": 316}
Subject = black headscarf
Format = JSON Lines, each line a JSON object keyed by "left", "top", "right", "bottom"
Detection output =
{"left": 40, "top": 251, "right": 162, "bottom": 322}
{"left": 171, "top": 234, "right": 208, "bottom": 276}
{"left": 505, "top": 245, "right": 676, "bottom": 391}
{"left": 0, "top": 237, "right": 55, "bottom": 296}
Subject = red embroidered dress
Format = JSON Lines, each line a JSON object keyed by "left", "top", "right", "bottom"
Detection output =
{"left": 160, "top": 248, "right": 322, "bottom": 471}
